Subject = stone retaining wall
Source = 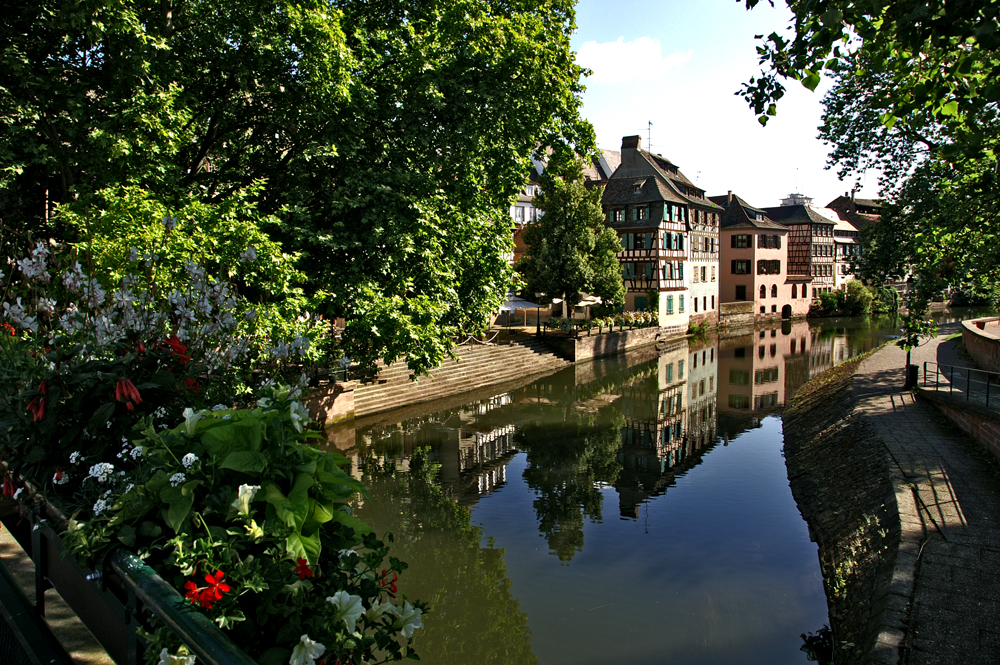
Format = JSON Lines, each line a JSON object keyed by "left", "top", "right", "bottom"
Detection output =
{"left": 962, "top": 317, "right": 1000, "bottom": 373}
{"left": 918, "top": 388, "right": 1000, "bottom": 458}
{"left": 782, "top": 358, "right": 900, "bottom": 665}
{"left": 719, "top": 301, "right": 754, "bottom": 327}
{"left": 540, "top": 325, "right": 683, "bottom": 362}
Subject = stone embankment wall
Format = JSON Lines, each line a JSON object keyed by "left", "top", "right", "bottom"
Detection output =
{"left": 540, "top": 325, "right": 682, "bottom": 362}
{"left": 782, "top": 354, "right": 900, "bottom": 665}
{"left": 918, "top": 389, "right": 1000, "bottom": 459}
{"left": 962, "top": 317, "right": 1000, "bottom": 373}
{"left": 719, "top": 301, "right": 754, "bottom": 327}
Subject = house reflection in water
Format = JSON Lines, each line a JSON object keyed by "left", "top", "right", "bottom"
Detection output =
{"left": 614, "top": 338, "right": 718, "bottom": 518}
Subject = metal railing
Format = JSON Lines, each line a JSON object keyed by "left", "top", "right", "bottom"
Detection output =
{"left": 1, "top": 509, "right": 256, "bottom": 665}
{"left": 922, "top": 361, "right": 1000, "bottom": 409}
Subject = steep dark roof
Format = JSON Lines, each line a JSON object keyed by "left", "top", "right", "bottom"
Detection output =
{"left": 639, "top": 151, "right": 721, "bottom": 210}
{"left": 763, "top": 205, "right": 836, "bottom": 227}
{"left": 602, "top": 174, "right": 688, "bottom": 206}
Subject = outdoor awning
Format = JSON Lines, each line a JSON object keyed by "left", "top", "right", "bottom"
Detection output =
{"left": 498, "top": 294, "right": 543, "bottom": 311}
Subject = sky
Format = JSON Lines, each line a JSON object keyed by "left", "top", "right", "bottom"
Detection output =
{"left": 571, "top": 0, "right": 880, "bottom": 209}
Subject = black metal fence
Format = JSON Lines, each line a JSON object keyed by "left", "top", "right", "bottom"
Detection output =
{"left": 922, "top": 361, "right": 1000, "bottom": 409}
{"left": 0, "top": 509, "right": 256, "bottom": 665}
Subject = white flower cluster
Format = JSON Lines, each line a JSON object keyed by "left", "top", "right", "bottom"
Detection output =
{"left": 88, "top": 462, "right": 115, "bottom": 483}
{"left": 181, "top": 453, "right": 199, "bottom": 468}
{"left": 3, "top": 297, "right": 38, "bottom": 332}
{"left": 69, "top": 451, "right": 82, "bottom": 465}
{"left": 17, "top": 242, "right": 51, "bottom": 283}
{"left": 169, "top": 472, "right": 186, "bottom": 487}
{"left": 239, "top": 247, "right": 257, "bottom": 263}
{"left": 92, "top": 498, "right": 109, "bottom": 515}
{"left": 270, "top": 335, "right": 310, "bottom": 360}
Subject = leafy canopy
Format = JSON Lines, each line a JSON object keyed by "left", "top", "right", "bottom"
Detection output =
{"left": 0, "top": 0, "right": 594, "bottom": 375}
{"left": 741, "top": 0, "right": 1000, "bottom": 160}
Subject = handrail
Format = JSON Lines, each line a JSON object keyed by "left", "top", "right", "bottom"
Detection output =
{"left": 922, "top": 361, "right": 998, "bottom": 408}
{"left": 107, "top": 549, "right": 257, "bottom": 665}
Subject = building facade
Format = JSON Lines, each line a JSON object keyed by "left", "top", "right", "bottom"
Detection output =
{"left": 712, "top": 192, "right": 811, "bottom": 321}
{"left": 763, "top": 201, "right": 838, "bottom": 297}
{"left": 601, "top": 135, "right": 721, "bottom": 330}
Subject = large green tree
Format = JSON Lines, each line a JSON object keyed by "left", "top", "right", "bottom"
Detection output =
{"left": 741, "top": 0, "right": 1000, "bottom": 161}
{"left": 516, "top": 155, "right": 625, "bottom": 316}
{"left": 0, "top": 0, "right": 594, "bottom": 374}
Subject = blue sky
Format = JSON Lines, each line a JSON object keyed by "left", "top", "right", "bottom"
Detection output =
{"left": 571, "top": 0, "right": 880, "bottom": 208}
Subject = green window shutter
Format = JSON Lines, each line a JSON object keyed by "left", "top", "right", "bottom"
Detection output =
{"left": 679, "top": 235, "right": 685, "bottom": 251}
{"left": 679, "top": 295, "right": 685, "bottom": 312}
{"left": 678, "top": 263, "right": 684, "bottom": 280}
{"left": 667, "top": 296, "right": 674, "bottom": 314}
{"left": 632, "top": 208, "right": 637, "bottom": 221}
{"left": 620, "top": 234, "right": 627, "bottom": 250}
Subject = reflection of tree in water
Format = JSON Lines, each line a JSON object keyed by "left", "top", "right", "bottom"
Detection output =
{"left": 356, "top": 451, "right": 536, "bottom": 665}
{"left": 517, "top": 408, "right": 625, "bottom": 561}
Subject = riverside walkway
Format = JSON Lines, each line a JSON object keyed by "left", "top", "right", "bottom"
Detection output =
{"left": 853, "top": 321, "right": 1000, "bottom": 664}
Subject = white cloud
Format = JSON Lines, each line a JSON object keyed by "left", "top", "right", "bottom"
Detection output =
{"left": 576, "top": 37, "right": 692, "bottom": 85}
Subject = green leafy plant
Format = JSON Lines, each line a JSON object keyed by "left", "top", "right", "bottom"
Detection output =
{"left": 62, "top": 386, "right": 425, "bottom": 665}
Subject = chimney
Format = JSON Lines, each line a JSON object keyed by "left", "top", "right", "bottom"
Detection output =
{"left": 620, "top": 135, "right": 642, "bottom": 169}
{"left": 728, "top": 190, "right": 733, "bottom": 204}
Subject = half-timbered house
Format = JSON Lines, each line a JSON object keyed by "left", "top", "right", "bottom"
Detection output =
{"left": 600, "top": 135, "right": 722, "bottom": 331}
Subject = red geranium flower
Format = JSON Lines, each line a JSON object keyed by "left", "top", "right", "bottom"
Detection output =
{"left": 2, "top": 323, "right": 14, "bottom": 337}
{"left": 184, "top": 570, "right": 231, "bottom": 609}
{"left": 204, "top": 570, "right": 231, "bottom": 600}
{"left": 380, "top": 569, "right": 398, "bottom": 597}
{"left": 294, "top": 557, "right": 314, "bottom": 579}
{"left": 183, "top": 378, "right": 200, "bottom": 394}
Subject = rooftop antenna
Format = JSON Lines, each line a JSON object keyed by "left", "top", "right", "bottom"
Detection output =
{"left": 696, "top": 170, "right": 702, "bottom": 184}
{"left": 638, "top": 121, "right": 653, "bottom": 152}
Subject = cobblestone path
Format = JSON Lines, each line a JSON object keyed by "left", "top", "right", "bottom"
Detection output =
{"left": 854, "top": 322, "right": 1000, "bottom": 664}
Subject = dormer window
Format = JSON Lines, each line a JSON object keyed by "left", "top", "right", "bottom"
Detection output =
{"left": 633, "top": 183, "right": 642, "bottom": 193}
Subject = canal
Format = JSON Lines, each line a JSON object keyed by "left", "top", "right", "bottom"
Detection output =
{"left": 333, "top": 313, "right": 969, "bottom": 664}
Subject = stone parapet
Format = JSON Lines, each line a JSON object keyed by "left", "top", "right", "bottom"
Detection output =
{"left": 303, "top": 380, "right": 357, "bottom": 426}
{"left": 539, "top": 325, "right": 684, "bottom": 362}
{"left": 962, "top": 316, "right": 1000, "bottom": 372}
{"left": 719, "top": 301, "right": 754, "bottom": 327}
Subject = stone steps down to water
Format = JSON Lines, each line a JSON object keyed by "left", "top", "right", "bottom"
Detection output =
{"left": 353, "top": 338, "right": 570, "bottom": 417}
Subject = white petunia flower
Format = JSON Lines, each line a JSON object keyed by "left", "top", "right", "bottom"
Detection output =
{"left": 289, "top": 401, "right": 309, "bottom": 433}
{"left": 288, "top": 634, "right": 325, "bottom": 665}
{"left": 365, "top": 599, "right": 392, "bottom": 622}
{"left": 388, "top": 601, "right": 424, "bottom": 638}
{"left": 183, "top": 407, "right": 203, "bottom": 436}
{"left": 157, "top": 647, "right": 196, "bottom": 665}
{"left": 231, "top": 484, "right": 260, "bottom": 516}
{"left": 326, "top": 591, "right": 364, "bottom": 634}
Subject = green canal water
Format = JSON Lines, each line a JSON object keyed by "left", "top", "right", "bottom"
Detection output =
{"left": 338, "top": 311, "right": 985, "bottom": 665}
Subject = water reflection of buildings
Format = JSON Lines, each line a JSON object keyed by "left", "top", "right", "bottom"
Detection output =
{"left": 718, "top": 320, "right": 818, "bottom": 426}
{"left": 615, "top": 339, "right": 719, "bottom": 518}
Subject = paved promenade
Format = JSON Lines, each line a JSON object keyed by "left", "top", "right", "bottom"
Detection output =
{"left": 853, "top": 321, "right": 1000, "bottom": 664}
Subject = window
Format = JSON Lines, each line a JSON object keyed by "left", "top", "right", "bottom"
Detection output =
{"left": 758, "top": 234, "right": 782, "bottom": 249}
{"left": 729, "top": 394, "right": 751, "bottom": 409}
{"left": 678, "top": 263, "right": 684, "bottom": 280}
{"left": 754, "top": 393, "right": 779, "bottom": 409}
{"left": 757, "top": 260, "right": 781, "bottom": 275}
{"left": 633, "top": 183, "right": 641, "bottom": 193}
{"left": 703, "top": 296, "right": 707, "bottom": 311}
{"left": 732, "top": 234, "right": 750, "bottom": 248}
{"left": 760, "top": 306, "right": 766, "bottom": 314}
{"left": 755, "top": 367, "right": 779, "bottom": 384}
{"left": 666, "top": 364, "right": 673, "bottom": 382}
{"left": 711, "top": 266, "right": 716, "bottom": 282}
{"left": 771, "top": 304, "right": 777, "bottom": 313}
{"left": 700, "top": 266, "right": 706, "bottom": 282}
{"left": 612, "top": 209, "right": 624, "bottom": 223}
{"left": 735, "top": 285, "right": 747, "bottom": 301}
{"left": 711, "top": 295, "right": 715, "bottom": 308}
{"left": 678, "top": 235, "right": 685, "bottom": 251}
{"left": 758, "top": 344, "right": 765, "bottom": 358}
{"left": 792, "top": 284, "right": 797, "bottom": 298}
{"left": 633, "top": 206, "right": 647, "bottom": 221}
{"left": 514, "top": 207, "right": 525, "bottom": 222}
{"left": 732, "top": 260, "right": 750, "bottom": 274}
{"left": 678, "top": 360, "right": 684, "bottom": 378}
{"left": 530, "top": 208, "right": 538, "bottom": 221}
{"left": 760, "top": 285, "right": 766, "bottom": 299}
{"left": 771, "top": 285, "right": 777, "bottom": 297}
{"left": 694, "top": 298, "right": 699, "bottom": 312}
{"left": 667, "top": 296, "right": 674, "bottom": 314}
{"left": 679, "top": 295, "right": 685, "bottom": 312}
{"left": 692, "top": 268, "right": 699, "bottom": 284}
